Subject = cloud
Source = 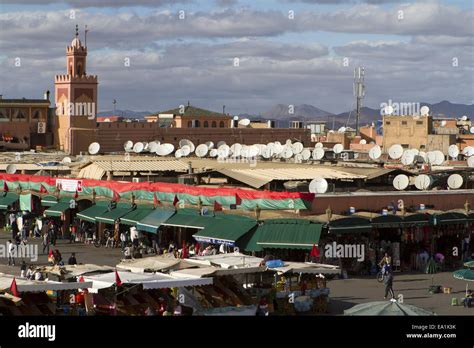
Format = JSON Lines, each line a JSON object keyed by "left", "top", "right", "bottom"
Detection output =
{"left": 1, "top": 0, "right": 189, "bottom": 8}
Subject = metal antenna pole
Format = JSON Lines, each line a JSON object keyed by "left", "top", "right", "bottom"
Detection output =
{"left": 353, "top": 66, "right": 365, "bottom": 136}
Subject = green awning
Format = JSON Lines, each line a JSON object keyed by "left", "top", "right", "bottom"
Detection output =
{"left": 328, "top": 216, "right": 372, "bottom": 234}
{"left": 244, "top": 219, "right": 323, "bottom": 251}
{"left": 0, "top": 193, "right": 19, "bottom": 210}
{"left": 76, "top": 201, "right": 110, "bottom": 223}
{"left": 371, "top": 215, "right": 403, "bottom": 228}
{"left": 193, "top": 217, "right": 257, "bottom": 246}
{"left": 120, "top": 205, "right": 154, "bottom": 226}
{"left": 161, "top": 208, "right": 214, "bottom": 229}
{"left": 401, "top": 213, "right": 430, "bottom": 226}
{"left": 95, "top": 203, "right": 134, "bottom": 224}
{"left": 41, "top": 195, "right": 58, "bottom": 207}
{"left": 44, "top": 202, "right": 71, "bottom": 217}
{"left": 136, "top": 208, "right": 176, "bottom": 234}
{"left": 435, "top": 212, "right": 467, "bottom": 225}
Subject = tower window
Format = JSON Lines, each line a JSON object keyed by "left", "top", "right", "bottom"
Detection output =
{"left": 219, "top": 121, "right": 225, "bottom": 128}
{"left": 212, "top": 121, "right": 217, "bottom": 128}
{"left": 204, "top": 121, "right": 209, "bottom": 128}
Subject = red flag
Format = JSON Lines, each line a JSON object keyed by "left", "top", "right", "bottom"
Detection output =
{"left": 74, "top": 191, "right": 79, "bottom": 199}
{"left": 39, "top": 184, "right": 47, "bottom": 194}
{"left": 115, "top": 269, "right": 122, "bottom": 287}
{"left": 195, "top": 243, "right": 200, "bottom": 255}
{"left": 153, "top": 193, "right": 159, "bottom": 206}
{"left": 235, "top": 194, "right": 242, "bottom": 205}
{"left": 310, "top": 244, "right": 320, "bottom": 258}
{"left": 113, "top": 190, "right": 120, "bottom": 202}
{"left": 10, "top": 277, "right": 19, "bottom": 297}
{"left": 214, "top": 200, "right": 223, "bottom": 212}
{"left": 3, "top": 181, "right": 8, "bottom": 192}
{"left": 79, "top": 276, "right": 85, "bottom": 282}
{"left": 181, "top": 240, "right": 188, "bottom": 259}
{"left": 173, "top": 195, "right": 179, "bottom": 206}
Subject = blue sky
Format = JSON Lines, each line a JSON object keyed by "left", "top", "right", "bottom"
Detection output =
{"left": 0, "top": 0, "right": 473, "bottom": 115}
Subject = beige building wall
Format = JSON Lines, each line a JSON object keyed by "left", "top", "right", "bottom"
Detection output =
{"left": 382, "top": 115, "right": 432, "bottom": 151}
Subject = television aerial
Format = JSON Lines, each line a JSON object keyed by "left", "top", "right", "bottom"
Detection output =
{"left": 447, "top": 174, "right": 463, "bottom": 189}
{"left": 309, "top": 177, "right": 328, "bottom": 194}
{"left": 88, "top": 142, "right": 100, "bottom": 155}
{"left": 392, "top": 174, "right": 409, "bottom": 190}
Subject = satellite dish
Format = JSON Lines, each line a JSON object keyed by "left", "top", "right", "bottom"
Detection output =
{"left": 410, "top": 148, "right": 419, "bottom": 156}
{"left": 230, "top": 143, "right": 242, "bottom": 157}
{"left": 209, "top": 149, "right": 218, "bottom": 157}
{"left": 261, "top": 147, "right": 273, "bottom": 159}
{"left": 148, "top": 141, "right": 159, "bottom": 153}
{"left": 440, "top": 120, "right": 447, "bottom": 127}
{"left": 195, "top": 144, "right": 208, "bottom": 157}
{"left": 312, "top": 148, "right": 325, "bottom": 160}
{"left": 240, "top": 146, "right": 250, "bottom": 158}
{"left": 285, "top": 139, "right": 292, "bottom": 145}
{"left": 217, "top": 141, "right": 227, "bottom": 148}
{"left": 179, "top": 139, "right": 195, "bottom": 153}
{"left": 217, "top": 144, "right": 230, "bottom": 157}
{"left": 461, "top": 115, "right": 468, "bottom": 121}
{"left": 294, "top": 154, "right": 303, "bottom": 163}
{"left": 180, "top": 145, "right": 191, "bottom": 157}
{"left": 62, "top": 157, "right": 72, "bottom": 164}
{"left": 470, "top": 126, "right": 474, "bottom": 134}
{"left": 368, "top": 145, "right": 382, "bottom": 160}
{"left": 462, "top": 146, "right": 474, "bottom": 157}
{"left": 282, "top": 147, "right": 293, "bottom": 159}
{"left": 388, "top": 144, "right": 403, "bottom": 159}
{"left": 301, "top": 149, "right": 311, "bottom": 161}
{"left": 156, "top": 143, "right": 174, "bottom": 156}
{"left": 426, "top": 151, "right": 436, "bottom": 164}
{"left": 273, "top": 143, "right": 284, "bottom": 155}
{"left": 433, "top": 150, "right": 445, "bottom": 165}
{"left": 360, "top": 139, "right": 367, "bottom": 145}
{"left": 175, "top": 149, "right": 183, "bottom": 159}
{"left": 248, "top": 145, "right": 259, "bottom": 158}
{"left": 291, "top": 142, "right": 303, "bottom": 154}
{"left": 205, "top": 141, "right": 215, "bottom": 149}
{"left": 315, "top": 142, "right": 323, "bottom": 149}
{"left": 383, "top": 105, "right": 394, "bottom": 115}
{"left": 414, "top": 174, "right": 432, "bottom": 190}
{"left": 467, "top": 156, "right": 474, "bottom": 167}
{"left": 88, "top": 142, "right": 100, "bottom": 155}
{"left": 238, "top": 118, "right": 251, "bottom": 127}
{"left": 124, "top": 141, "right": 133, "bottom": 151}
{"left": 448, "top": 145, "right": 459, "bottom": 159}
{"left": 309, "top": 177, "right": 328, "bottom": 194}
{"left": 401, "top": 151, "right": 415, "bottom": 166}
{"left": 392, "top": 174, "right": 409, "bottom": 190}
{"left": 333, "top": 144, "right": 343, "bottom": 154}
{"left": 133, "top": 142, "right": 144, "bottom": 153}
{"left": 5, "top": 164, "right": 17, "bottom": 174}
{"left": 338, "top": 127, "right": 346, "bottom": 133}
{"left": 447, "top": 174, "right": 463, "bottom": 189}
{"left": 233, "top": 115, "right": 239, "bottom": 121}
{"left": 420, "top": 106, "right": 430, "bottom": 116}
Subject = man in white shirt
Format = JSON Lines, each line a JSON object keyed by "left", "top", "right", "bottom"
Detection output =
{"left": 7, "top": 240, "right": 15, "bottom": 266}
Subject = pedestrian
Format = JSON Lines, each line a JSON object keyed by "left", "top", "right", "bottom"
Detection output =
{"left": 130, "top": 227, "right": 139, "bottom": 248}
{"left": 26, "top": 266, "right": 34, "bottom": 280}
{"left": 68, "top": 253, "right": 77, "bottom": 265}
{"left": 20, "top": 261, "right": 27, "bottom": 278}
{"left": 42, "top": 231, "right": 50, "bottom": 254}
{"left": 54, "top": 249, "right": 63, "bottom": 266}
{"left": 463, "top": 290, "right": 473, "bottom": 308}
{"left": 7, "top": 240, "right": 15, "bottom": 266}
{"left": 69, "top": 224, "right": 77, "bottom": 244}
{"left": 11, "top": 219, "right": 18, "bottom": 240}
{"left": 105, "top": 232, "right": 114, "bottom": 248}
{"left": 120, "top": 231, "right": 127, "bottom": 251}
{"left": 384, "top": 270, "right": 395, "bottom": 299}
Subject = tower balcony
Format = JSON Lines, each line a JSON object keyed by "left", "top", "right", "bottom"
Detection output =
{"left": 55, "top": 74, "right": 98, "bottom": 83}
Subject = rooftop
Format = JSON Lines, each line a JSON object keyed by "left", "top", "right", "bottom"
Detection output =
{"left": 153, "top": 105, "right": 230, "bottom": 118}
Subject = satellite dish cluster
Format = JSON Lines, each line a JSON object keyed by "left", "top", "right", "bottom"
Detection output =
{"left": 393, "top": 172, "right": 465, "bottom": 191}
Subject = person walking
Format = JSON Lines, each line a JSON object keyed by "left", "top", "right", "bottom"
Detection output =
{"left": 42, "top": 231, "right": 50, "bottom": 254}
{"left": 20, "top": 261, "right": 27, "bottom": 278}
{"left": 7, "top": 240, "right": 15, "bottom": 266}
{"left": 120, "top": 231, "right": 127, "bottom": 251}
{"left": 384, "top": 270, "right": 395, "bottom": 299}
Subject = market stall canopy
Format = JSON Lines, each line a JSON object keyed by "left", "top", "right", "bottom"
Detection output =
{"left": 328, "top": 216, "right": 372, "bottom": 234}
{"left": 0, "top": 192, "right": 18, "bottom": 210}
{"left": 401, "top": 213, "right": 430, "bottom": 226}
{"left": 453, "top": 268, "right": 474, "bottom": 281}
{"left": 83, "top": 271, "right": 213, "bottom": 292}
{"left": 189, "top": 253, "right": 264, "bottom": 268}
{"left": 161, "top": 208, "right": 215, "bottom": 229}
{"left": 95, "top": 202, "right": 135, "bottom": 224}
{"left": 76, "top": 201, "right": 110, "bottom": 223}
{"left": 117, "top": 254, "right": 204, "bottom": 273}
{"left": 344, "top": 299, "right": 436, "bottom": 316}
{"left": 243, "top": 219, "right": 323, "bottom": 252}
{"left": 171, "top": 265, "right": 266, "bottom": 278}
{"left": 41, "top": 195, "right": 58, "bottom": 207}
{"left": 0, "top": 273, "right": 92, "bottom": 292}
{"left": 435, "top": 211, "right": 467, "bottom": 225}
{"left": 119, "top": 205, "right": 154, "bottom": 226}
{"left": 193, "top": 215, "right": 257, "bottom": 246}
{"left": 41, "top": 264, "right": 114, "bottom": 278}
{"left": 370, "top": 214, "right": 403, "bottom": 228}
{"left": 136, "top": 207, "right": 175, "bottom": 233}
{"left": 267, "top": 262, "right": 340, "bottom": 275}
{"left": 43, "top": 198, "right": 73, "bottom": 217}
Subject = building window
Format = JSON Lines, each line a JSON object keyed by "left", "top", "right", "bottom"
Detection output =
{"left": 195, "top": 120, "right": 200, "bottom": 128}
{"left": 0, "top": 108, "right": 9, "bottom": 122}
{"left": 212, "top": 121, "right": 217, "bottom": 128}
{"left": 401, "top": 121, "right": 408, "bottom": 125}
{"left": 32, "top": 110, "right": 42, "bottom": 120}
{"left": 219, "top": 121, "right": 225, "bottom": 128}
{"left": 401, "top": 144, "right": 409, "bottom": 148}
{"left": 420, "top": 145, "right": 426, "bottom": 149}
{"left": 187, "top": 121, "right": 192, "bottom": 128}
{"left": 385, "top": 121, "right": 391, "bottom": 125}
{"left": 416, "top": 121, "right": 423, "bottom": 125}
{"left": 11, "top": 109, "right": 27, "bottom": 122}
{"left": 204, "top": 121, "right": 209, "bottom": 128}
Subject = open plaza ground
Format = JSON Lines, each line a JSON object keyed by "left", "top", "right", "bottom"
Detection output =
{"left": 0, "top": 230, "right": 471, "bottom": 316}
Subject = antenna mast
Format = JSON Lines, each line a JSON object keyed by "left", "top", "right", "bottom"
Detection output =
{"left": 353, "top": 66, "right": 365, "bottom": 136}
{"left": 84, "top": 25, "right": 89, "bottom": 47}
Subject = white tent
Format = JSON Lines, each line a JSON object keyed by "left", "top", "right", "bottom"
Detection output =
{"left": 0, "top": 273, "right": 93, "bottom": 292}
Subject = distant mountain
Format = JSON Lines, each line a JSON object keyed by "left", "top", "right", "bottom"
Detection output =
{"left": 97, "top": 109, "right": 151, "bottom": 119}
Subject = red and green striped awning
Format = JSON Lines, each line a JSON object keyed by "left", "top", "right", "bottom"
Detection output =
{"left": 0, "top": 173, "right": 313, "bottom": 211}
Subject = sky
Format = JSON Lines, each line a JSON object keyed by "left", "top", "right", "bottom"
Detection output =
{"left": 0, "top": 0, "right": 473, "bottom": 115}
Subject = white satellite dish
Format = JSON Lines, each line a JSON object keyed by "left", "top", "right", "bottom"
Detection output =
{"left": 462, "top": 146, "right": 474, "bottom": 157}
{"left": 410, "top": 148, "right": 419, "bottom": 156}
{"left": 338, "top": 127, "right": 346, "bottom": 133}
{"left": 273, "top": 143, "right": 284, "bottom": 155}
{"left": 230, "top": 143, "right": 242, "bottom": 157}
{"left": 291, "top": 142, "right": 303, "bottom": 154}
{"left": 217, "top": 144, "right": 230, "bottom": 157}
{"left": 233, "top": 115, "right": 239, "bottom": 121}
{"left": 124, "top": 141, "right": 133, "bottom": 151}
{"left": 447, "top": 174, "right": 463, "bottom": 189}
{"left": 180, "top": 145, "right": 191, "bottom": 157}
{"left": 414, "top": 174, "right": 432, "bottom": 190}
{"left": 209, "top": 149, "right": 218, "bottom": 157}
{"left": 433, "top": 150, "right": 445, "bottom": 165}
{"left": 142, "top": 142, "right": 149, "bottom": 152}
{"left": 5, "top": 164, "right": 17, "bottom": 174}
{"left": 133, "top": 142, "right": 144, "bottom": 153}
{"left": 418, "top": 151, "right": 427, "bottom": 163}
{"left": 333, "top": 144, "right": 344, "bottom": 154}
{"left": 238, "top": 118, "right": 251, "bottom": 127}
{"left": 426, "top": 151, "right": 436, "bottom": 164}
{"left": 175, "top": 149, "right": 183, "bottom": 159}
{"left": 467, "top": 156, "right": 474, "bottom": 168}
{"left": 360, "top": 139, "right": 367, "bottom": 145}
{"left": 248, "top": 145, "right": 259, "bottom": 158}
{"left": 217, "top": 141, "right": 227, "bottom": 148}
{"left": 388, "top": 144, "right": 403, "bottom": 159}
{"left": 461, "top": 115, "right": 468, "bottom": 121}
{"left": 470, "top": 126, "right": 474, "bottom": 134}
{"left": 261, "top": 147, "right": 273, "bottom": 159}
{"left": 312, "top": 148, "right": 325, "bottom": 160}
{"left": 285, "top": 139, "right": 292, "bottom": 145}
{"left": 179, "top": 139, "right": 195, "bottom": 153}
{"left": 315, "top": 142, "right": 323, "bottom": 149}
{"left": 420, "top": 106, "right": 430, "bottom": 116}
{"left": 205, "top": 141, "right": 215, "bottom": 149}
{"left": 282, "top": 147, "right": 293, "bottom": 159}
{"left": 148, "top": 141, "right": 159, "bottom": 153}
{"left": 383, "top": 105, "right": 394, "bottom": 115}
{"left": 294, "top": 154, "right": 303, "bottom": 163}
{"left": 448, "top": 145, "right": 459, "bottom": 159}
{"left": 301, "top": 149, "right": 311, "bottom": 161}
{"left": 392, "top": 174, "right": 409, "bottom": 190}
{"left": 368, "top": 145, "right": 382, "bottom": 160}
{"left": 309, "top": 177, "right": 328, "bottom": 194}
{"left": 195, "top": 144, "right": 209, "bottom": 157}
{"left": 88, "top": 142, "right": 100, "bottom": 155}
{"left": 156, "top": 143, "right": 174, "bottom": 156}
{"left": 240, "top": 146, "right": 250, "bottom": 158}
{"left": 401, "top": 151, "right": 415, "bottom": 166}
{"left": 440, "top": 120, "right": 447, "bottom": 127}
